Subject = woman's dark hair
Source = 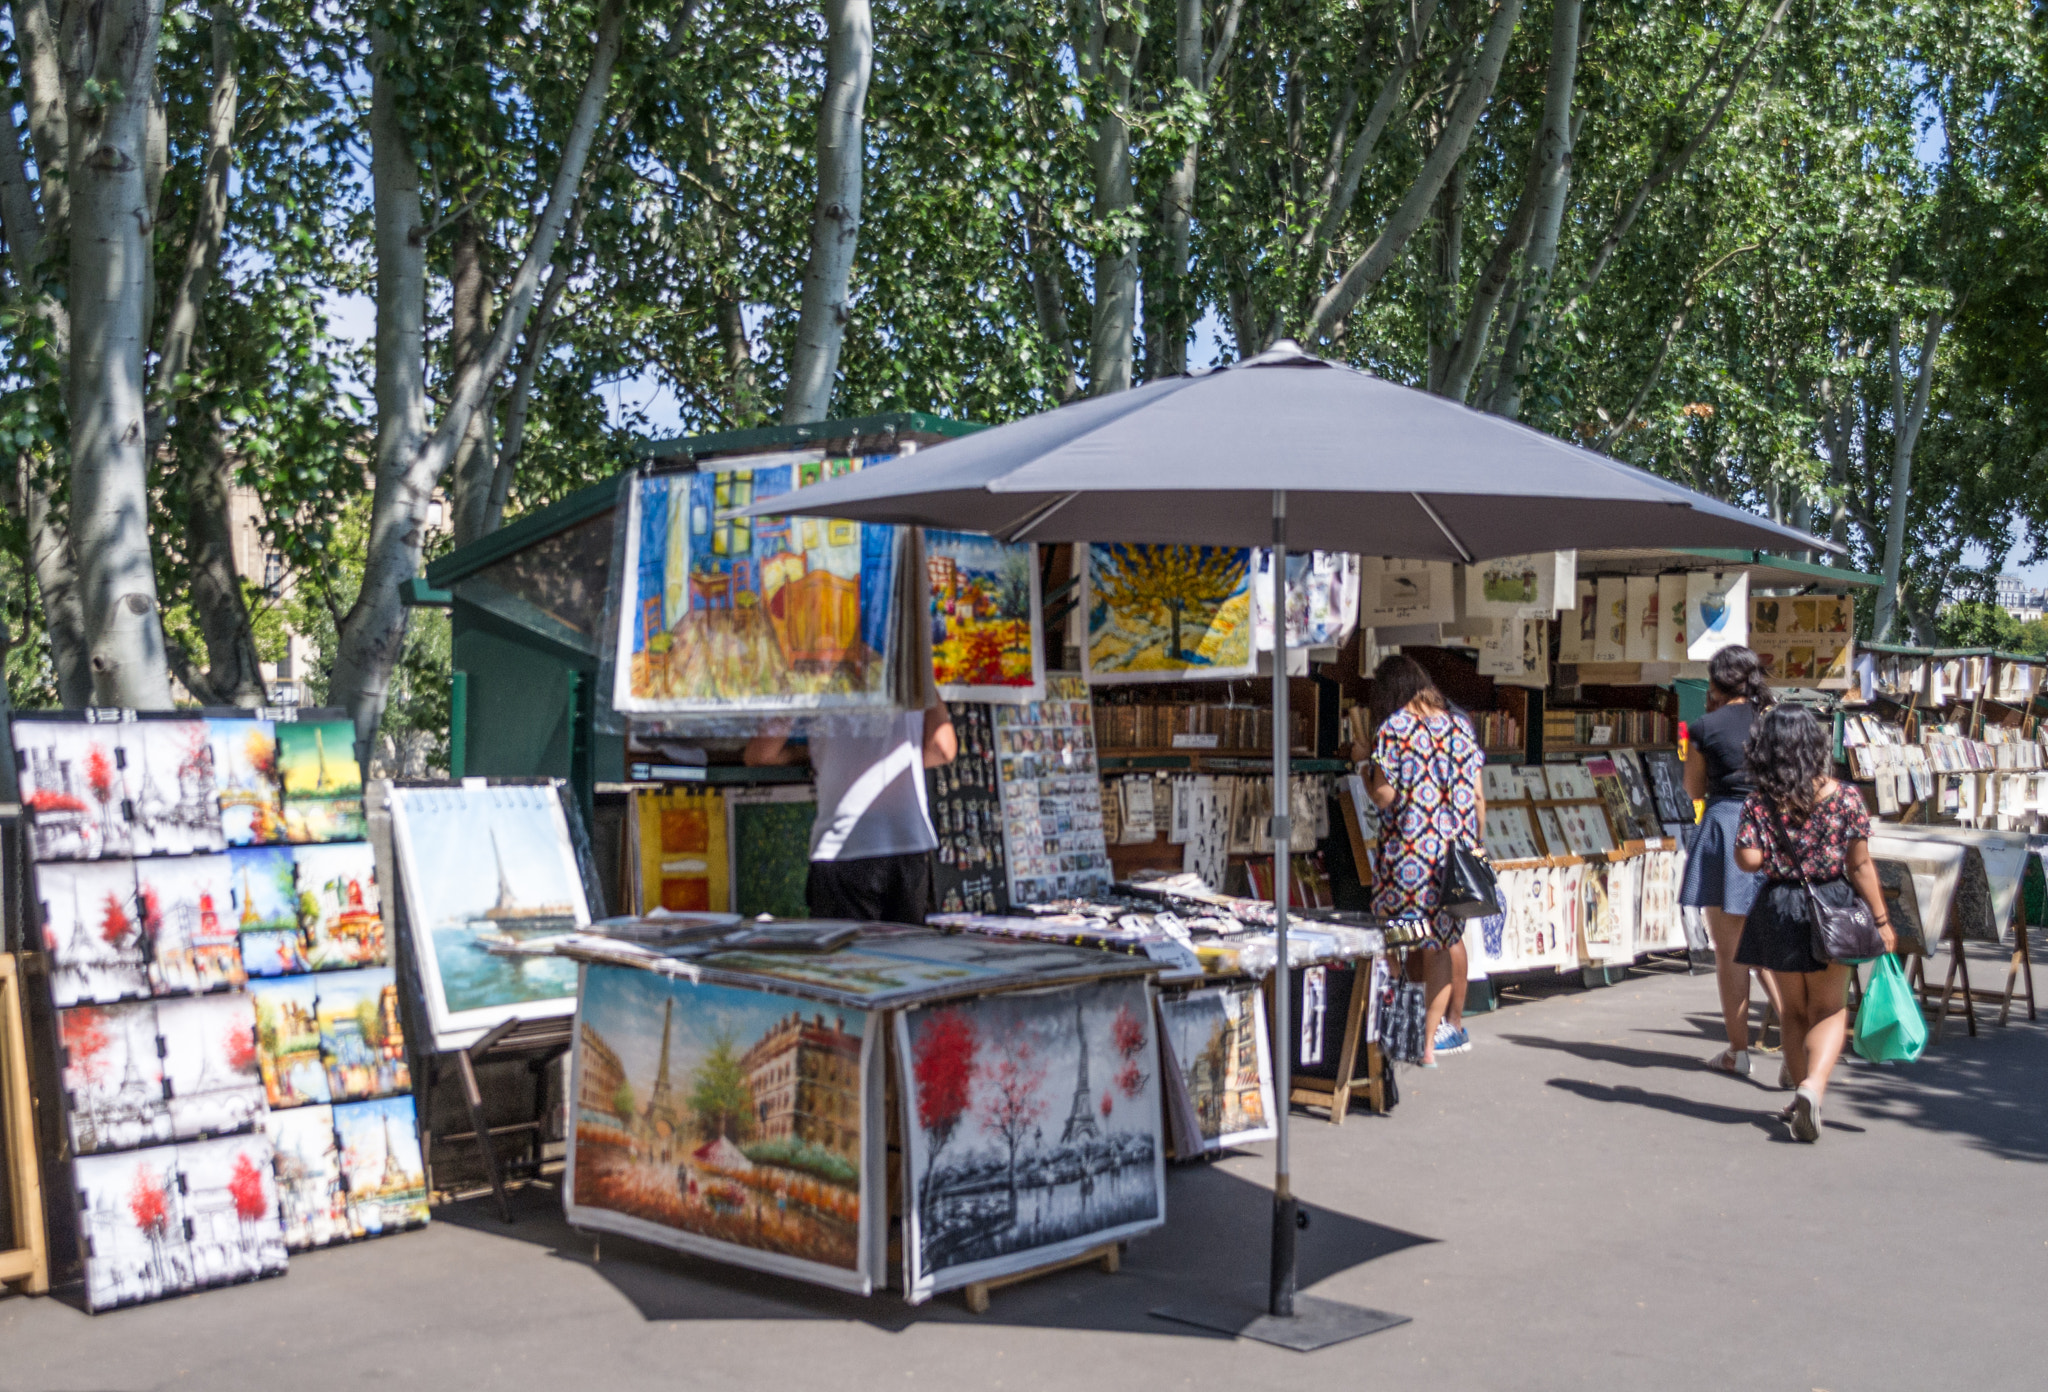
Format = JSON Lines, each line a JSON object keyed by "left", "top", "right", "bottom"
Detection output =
{"left": 1369, "top": 654, "right": 1449, "bottom": 728}
{"left": 1744, "top": 703, "right": 1830, "bottom": 817}
{"left": 1708, "top": 645, "right": 1773, "bottom": 708}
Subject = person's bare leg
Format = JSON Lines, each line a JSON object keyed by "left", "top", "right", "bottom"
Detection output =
{"left": 1421, "top": 946, "right": 1454, "bottom": 1064}
{"left": 1706, "top": 908, "right": 1753, "bottom": 1053}
{"left": 1798, "top": 965, "right": 1851, "bottom": 1102}
{"left": 1448, "top": 939, "right": 1469, "bottom": 1030}
{"left": 1771, "top": 971, "right": 1810, "bottom": 1088}
{"left": 1755, "top": 964, "right": 1786, "bottom": 1052}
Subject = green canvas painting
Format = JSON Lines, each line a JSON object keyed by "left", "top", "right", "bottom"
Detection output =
{"left": 732, "top": 799, "right": 815, "bottom": 919}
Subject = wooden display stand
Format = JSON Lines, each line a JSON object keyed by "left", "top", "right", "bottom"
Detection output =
{"left": 963, "top": 1241, "right": 1121, "bottom": 1314}
{"left": 1278, "top": 955, "right": 1387, "bottom": 1123}
{"left": 1923, "top": 899, "right": 2038, "bottom": 1040}
{"left": 430, "top": 1015, "right": 575, "bottom": 1222}
{"left": 0, "top": 954, "right": 49, "bottom": 1295}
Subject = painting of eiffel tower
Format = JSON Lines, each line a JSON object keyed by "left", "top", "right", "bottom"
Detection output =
{"left": 60, "top": 1001, "right": 172, "bottom": 1154}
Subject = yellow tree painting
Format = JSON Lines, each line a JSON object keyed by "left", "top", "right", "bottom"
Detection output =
{"left": 1084, "top": 544, "right": 1255, "bottom": 683}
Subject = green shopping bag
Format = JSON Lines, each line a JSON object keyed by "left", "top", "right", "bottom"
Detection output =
{"left": 1853, "top": 954, "right": 1927, "bottom": 1064}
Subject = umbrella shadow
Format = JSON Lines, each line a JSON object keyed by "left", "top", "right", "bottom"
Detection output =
{"left": 1500, "top": 1033, "right": 1727, "bottom": 1075}
{"left": 1544, "top": 1078, "right": 1784, "bottom": 1135}
{"left": 435, "top": 1165, "right": 1434, "bottom": 1335}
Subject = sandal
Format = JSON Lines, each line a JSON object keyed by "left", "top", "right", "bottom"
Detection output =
{"left": 1707, "top": 1049, "right": 1751, "bottom": 1077}
{"left": 1788, "top": 1086, "right": 1820, "bottom": 1143}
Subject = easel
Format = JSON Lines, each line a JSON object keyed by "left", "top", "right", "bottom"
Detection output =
{"left": 0, "top": 954, "right": 49, "bottom": 1294}
{"left": 429, "top": 1015, "right": 575, "bottom": 1222}
{"left": 1925, "top": 890, "right": 2038, "bottom": 1040}
{"left": 1280, "top": 954, "right": 1387, "bottom": 1123}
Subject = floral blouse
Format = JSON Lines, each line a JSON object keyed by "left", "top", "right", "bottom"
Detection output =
{"left": 1735, "top": 782, "right": 1870, "bottom": 882}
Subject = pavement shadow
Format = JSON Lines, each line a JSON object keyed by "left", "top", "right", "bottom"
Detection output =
{"left": 1500, "top": 1033, "right": 1713, "bottom": 1074}
{"left": 435, "top": 1165, "right": 1434, "bottom": 1334}
{"left": 1544, "top": 1078, "right": 1783, "bottom": 1134}
{"left": 1831, "top": 1023, "right": 2048, "bottom": 1164}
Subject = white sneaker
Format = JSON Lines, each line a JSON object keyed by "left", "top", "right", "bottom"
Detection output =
{"left": 1709, "top": 1049, "right": 1751, "bottom": 1076}
{"left": 1788, "top": 1086, "right": 1821, "bottom": 1143}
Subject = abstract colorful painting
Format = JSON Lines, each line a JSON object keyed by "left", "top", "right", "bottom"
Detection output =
{"left": 137, "top": 853, "right": 246, "bottom": 995}
{"left": 292, "top": 842, "right": 386, "bottom": 969}
{"left": 251, "top": 976, "right": 331, "bottom": 1108}
{"left": 315, "top": 967, "right": 411, "bottom": 1101}
{"left": 40, "top": 860, "right": 151, "bottom": 1006}
{"left": 896, "top": 975, "right": 1165, "bottom": 1303}
{"left": 334, "top": 1096, "right": 429, "bottom": 1237}
{"left": 159, "top": 992, "right": 266, "bottom": 1140}
{"left": 75, "top": 1143, "right": 193, "bottom": 1311}
{"left": 1084, "top": 544, "right": 1255, "bottom": 683}
{"left": 60, "top": 1001, "right": 171, "bottom": 1154}
{"left": 210, "top": 717, "right": 286, "bottom": 846}
{"left": 123, "top": 719, "right": 226, "bottom": 856}
{"left": 388, "top": 782, "right": 589, "bottom": 1049}
{"left": 633, "top": 786, "right": 728, "bottom": 914}
{"left": 567, "top": 964, "right": 882, "bottom": 1292}
{"left": 612, "top": 457, "right": 906, "bottom": 714}
{"left": 926, "top": 529, "right": 1043, "bottom": 702}
{"left": 276, "top": 719, "right": 366, "bottom": 843}
{"left": 1158, "top": 985, "right": 1275, "bottom": 1153}
{"left": 267, "top": 1103, "right": 348, "bottom": 1249}
{"left": 14, "top": 718, "right": 131, "bottom": 861}
{"left": 175, "top": 1133, "right": 289, "bottom": 1284}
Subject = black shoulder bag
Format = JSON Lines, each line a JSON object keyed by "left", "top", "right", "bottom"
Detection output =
{"left": 1769, "top": 805, "right": 1884, "bottom": 963}
{"left": 1434, "top": 718, "right": 1501, "bottom": 919}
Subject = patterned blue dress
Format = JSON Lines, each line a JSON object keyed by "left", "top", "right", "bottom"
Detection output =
{"left": 1370, "top": 708, "right": 1485, "bottom": 946}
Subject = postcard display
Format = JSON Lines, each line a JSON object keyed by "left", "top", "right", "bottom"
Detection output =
{"left": 12, "top": 713, "right": 423, "bottom": 1312}
{"left": 562, "top": 926, "right": 1164, "bottom": 1300}
{"left": 993, "top": 675, "right": 1114, "bottom": 904}
{"left": 927, "top": 703, "right": 1009, "bottom": 916}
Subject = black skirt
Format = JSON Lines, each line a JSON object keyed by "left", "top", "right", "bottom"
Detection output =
{"left": 1736, "top": 879, "right": 1852, "bottom": 974}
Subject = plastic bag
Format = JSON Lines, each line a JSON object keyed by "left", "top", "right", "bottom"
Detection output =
{"left": 1852, "top": 954, "right": 1927, "bottom": 1064}
{"left": 1378, "top": 977, "right": 1429, "bottom": 1063}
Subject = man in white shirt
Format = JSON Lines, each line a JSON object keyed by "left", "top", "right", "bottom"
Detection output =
{"left": 744, "top": 701, "right": 957, "bottom": 924}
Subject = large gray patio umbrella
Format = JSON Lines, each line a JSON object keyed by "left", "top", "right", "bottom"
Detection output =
{"left": 739, "top": 342, "right": 1835, "bottom": 1343}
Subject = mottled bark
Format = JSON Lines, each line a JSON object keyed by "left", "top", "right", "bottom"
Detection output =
{"left": 447, "top": 214, "right": 500, "bottom": 547}
{"left": 783, "top": 0, "right": 873, "bottom": 423}
{"left": 1874, "top": 310, "right": 1946, "bottom": 642}
{"left": 174, "top": 410, "right": 266, "bottom": 705}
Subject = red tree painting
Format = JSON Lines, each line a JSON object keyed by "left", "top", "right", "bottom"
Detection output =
{"left": 137, "top": 885, "right": 163, "bottom": 944}
{"left": 911, "top": 1008, "right": 978, "bottom": 1221}
{"left": 225, "top": 1022, "right": 259, "bottom": 1075}
{"left": 129, "top": 1164, "right": 172, "bottom": 1282}
{"left": 983, "top": 1032, "right": 1048, "bottom": 1216}
{"left": 100, "top": 892, "right": 135, "bottom": 948}
{"left": 86, "top": 744, "right": 118, "bottom": 844}
{"left": 229, "top": 1151, "right": 271, "bottom": 1235}
{"left": 63, "top": 1008, "right": 113, "bottom": 1084}
{"left": 1112, "top": 1003, "right": 1150, "bottom": 1101}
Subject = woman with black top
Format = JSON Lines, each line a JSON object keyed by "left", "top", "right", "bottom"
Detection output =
{"left": 1680, "top": 647, "right": 1779, "bottom": 1076}
{"left": 1732, "top": 705, "right": 1895, "bottom": 1141}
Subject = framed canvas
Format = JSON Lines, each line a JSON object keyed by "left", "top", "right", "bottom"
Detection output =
{"left": 229, "top": 845, "right": 307, "bottom": 977}
{"left": 632, "top": 786, "right": 729, "bottom": 915}
{"left": 277, "top": 719, "right": 366, "bottom": 843}
{"left": 75, "top": 1143, "right": 194, "bottom": 1311}
{"left": 266, "top": 1103, "right": 348, "bottom": 1250}
{"left": 1536, "top": 807, "right": 1568, "bottom": 857}
{"left": 387, "top": 782, "right": 589, "bottom": 1050}
{"left": 158, "top": 992, "right": 265, "bottom": 1140}
{"left": 175, "top": 1133, "right": 289, "bottom": 1285}
{"left": 1542, "top": 765, "right": 1597, "bottom": 801}
{"left": 1156, "top": 984, "right": 1274, "bottom": 1154}
{"left": 292, "top": 842, "right": 386, "bottom": 970}
{"left": 1685, "top": 571, "right": 1749, "bottom": 662}
{"left": 136, "top": 853, "right": 245, "bottom": 995}
{"left": 314, "top": 968, "right": 411, "bottom": 1101}
{"left": 59, "top": 1001, "right": 171, "bottom": 1154}
{"left": 1483, "top": 805, "right": 1543, "bottom": 863}
{"left": 727, "top": 786, "right": 816, "bottom": 920}
{"left": 334, "top": 1095, "right": 429, "bottom": 1237}
{"left": 610, "top": 458, "right": 907, "bottom": 716}
{"left": 1083, "top": 544, "right": 1256, "bottom": 684}
{"left": 927, "top": 530, "right": 1045, "bottom": 703}
{"left": 38, "top": 860, "right": 151, "bottom": 1006}
{"left": 209, "top": 718, "right": 285, "bottom": 846}
{"left": 565, "top": 964, "right": 885, "bottom": 1293}
{"left": 251, "top": 976, "right": 331, "bottom": 1109}
{"left": 123, "top": 720, "right": 225, "bottom": 857}
{"left": 895, "top": 976, "right": 1165, "bottom": 1304}
{"left": 14, "top": 717, "right": 132, "bottom": 861}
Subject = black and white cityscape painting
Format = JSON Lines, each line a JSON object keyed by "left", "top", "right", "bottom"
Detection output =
{"left": 60, "top": 1001, "right": 171, "bottom": 1155}
{"left": 895, "top": 975, "right": 1164, "bottom": 1302}
{"left": 41, "top": 860, "right": 151, "bottom": 1007}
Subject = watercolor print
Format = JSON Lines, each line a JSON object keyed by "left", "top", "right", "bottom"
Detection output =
{"left": 1685, "top": 571, "right": 1749, "bottom": 661}
{"left": 612, "top": 458, "right": 905, "bottom": 714}
{"left": 896, "top": 975, "right": 1165, "bottom": 1303}
{"left": 315, "top": 967, "right": 411, "bottom": 1101}
{"left": 252, "top": 976, "right": 332, "bottom": 1108}
{"left": 76, "top": 1143, "right": 194, "bottom": 1311}
{"left": 1084, "top": 544, "right": 1255, "bottom": 683}
{"left": 1252, "top": 551, "right": 1361, "bottom": 650}
{"left": 567, "top": 965, "right": 881, "bottom": 1292}
{"left": 40, "top": 860, "right": 150, "bottom": 1007}
{"left": 158, "top": 992, "right": 266, "bottom": 1141}
{"left": 176, "top": 1133, "right": 290, "bottom": 1284}
{"left": 334, "top": 1095, "right": 430, "bottom": 1237}
{"left": 14, "top": 718, "right": 131, "bottom": 861}
{"left": 292, "top": 842, "right": 386, "bottom": 970}
{"left": 137, "top": 853, "right": 246, "bottom": 995}
{"left": 229, "top": 845, "right": 308, "bottom": 977}
{"left": 1157, "top": 985, "right": 1274, "bottom": 1153}
{"left": 209, "top": 718, "right": 286, "bottom": 846}
{"left": 277, "top": 719, "right": 367, "bottom": 843}
{"left": 123, "top": 719, "right": 226, "bottom": 857}
{"left": 266, "top": 1103, "right": 348, "bottom": 1250}
{"left": 60, "top": 1001, "right": 171, "bottom": 1155}
{"left": 926, "top": 530, "right": 1044, "bottom": 703}
{"left": 388, "top": 783, "right": 588, "bottom": 1049}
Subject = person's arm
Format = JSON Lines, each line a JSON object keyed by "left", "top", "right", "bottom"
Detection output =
{"left": 743, "top": 720, "right": 804, "bottom": 767}
{"left": 922, "top": 701, "right": 957, "bottom": 768}
{"left": 1845, "top": 838, "right": 1897, "bottom": 954}
{"left": 1684, "top": 745, "right": 1708, "bottom": 801}
{"left": 1732, "top": 798, "right": 1766, "bottom": 872}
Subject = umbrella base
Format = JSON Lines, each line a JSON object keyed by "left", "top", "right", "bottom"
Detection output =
{"left": 1150, "top": 1292, "right": 1410, "bottom": 1351}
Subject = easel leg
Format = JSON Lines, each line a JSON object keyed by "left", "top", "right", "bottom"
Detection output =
{"left": 458, "top": 1049, "right": 514, "bottom": 1223}
{"left": 1327, "top": 960, "right": 1372, "bottom": 1126}
{"left": 2003, "top": 926, "right": 2036, "bottom": 1026}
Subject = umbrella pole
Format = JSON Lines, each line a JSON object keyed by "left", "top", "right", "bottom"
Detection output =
{"left": 1268, "top": 489, "right": 1296, "bottom": 1318}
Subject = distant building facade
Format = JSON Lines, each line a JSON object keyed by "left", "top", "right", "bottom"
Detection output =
{"left": 740, "top": 1012, "right": 862, "bottom": 1158}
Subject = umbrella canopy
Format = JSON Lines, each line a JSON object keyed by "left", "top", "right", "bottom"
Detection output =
{"left": 734, "top": 342, "right": 1836, "bottom": 560}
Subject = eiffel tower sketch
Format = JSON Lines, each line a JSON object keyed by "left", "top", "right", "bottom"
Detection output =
{"left": 1059, "top": 1001, "right": 1100, "bottom": 1144}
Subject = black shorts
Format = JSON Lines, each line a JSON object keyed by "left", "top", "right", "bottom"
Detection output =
{"left": 805, "top": 851, "right": 934, "bottom": 926}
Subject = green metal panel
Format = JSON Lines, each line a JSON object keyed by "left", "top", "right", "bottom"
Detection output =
{"left": 1674, "top": 678, "right": 1709, "bottom": 728}
{"left": 449, "top": 670, "right": 468, "bottom": 778}
{"left": 453, "top": 617, "right": 576, "bottom": 780}
{"left": 1670, "top": 548, "right": 1882, "bottom": 589}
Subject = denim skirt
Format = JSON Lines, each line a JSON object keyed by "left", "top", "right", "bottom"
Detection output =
{"left": 1679, "top": 796, "right": 1762, "bottom": 915}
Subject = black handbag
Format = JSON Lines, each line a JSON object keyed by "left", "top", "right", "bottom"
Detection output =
{"left": 1769, "top": 807, "right": 1885, "bottom": 963}
{"left": 1439, "top": 841, "right": 1502, "bottom": 919}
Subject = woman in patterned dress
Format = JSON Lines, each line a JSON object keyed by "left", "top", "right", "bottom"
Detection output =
{"left": 1365, "top": 656, "right": 1486, "bottom": 1066}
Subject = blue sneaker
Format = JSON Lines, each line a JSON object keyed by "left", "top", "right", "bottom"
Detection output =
{"left": 1433, "top": 1022, "right": 1472, "bottom": 1055}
